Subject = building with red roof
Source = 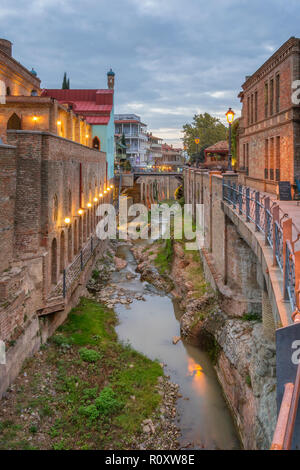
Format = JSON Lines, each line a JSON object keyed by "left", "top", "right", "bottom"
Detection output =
{"left": 42, "top": 70, "right": 115, "bottom": 179}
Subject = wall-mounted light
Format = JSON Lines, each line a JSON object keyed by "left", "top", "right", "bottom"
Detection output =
{"left": 104, "top": 190, "right": 107, "bottom": 194}
{"left": 87, "top": 202, "right": 92, "bottom": 208}
{"left": 110, "top": 184, "right": 114, "bottom": 189}
{"left": 86, "top": 134, "right": 89, "bottom": 138}
{"left": 57, "top": 120, "right": 61, "bottom": 126}
{"left": 78, "top": 209, "right": 84, "bottom": 215}
{"left": 32, "top": 116, "right": 38, "bottom": 122}
{"left": 64, "top": 217, "right": 71, "bottom": 224}
{"left": 99, "top": 193, "right": 103, "bottom": 198}
{"left": 93, "top": 197, "right": 98, "bottom": 202}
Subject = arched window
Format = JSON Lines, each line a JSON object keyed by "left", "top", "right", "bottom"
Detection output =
{"left": 31, "top": 89, "right": 38, "bottom": 96}
{"left": 60, "top": 231, "right": 65, "bottom": 273}
{"left": 93, "top": 136, "right": 100, "bottom": 150}
{"left": 7, "top": 112, "right": 21, "bottom": 130}
{"left": 6, "top": 86, "right": 10, "bottom": 96}
{"left": 51, "top": 238, "right": 58, "bottom": 285}
{"left": 53, "top": 194, "right": 58, "bottom": 222}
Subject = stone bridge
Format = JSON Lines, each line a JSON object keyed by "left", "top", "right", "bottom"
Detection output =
{"left": 116, "top": 171, "right": 183, "bottom": 206}
{"left": 184, "top": 167, "right": 300, "bottom": 450}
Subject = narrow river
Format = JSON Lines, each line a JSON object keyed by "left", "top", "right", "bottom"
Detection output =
{"left": 112, "top": 243, "right": 241, "bottom": 450}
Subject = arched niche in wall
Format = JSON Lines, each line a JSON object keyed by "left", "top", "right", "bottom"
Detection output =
{"left": 93, "top": 136, "right": 101, "bottom": 150}
{"left": 7, "top": 112, "right": 21, "bottom": 130}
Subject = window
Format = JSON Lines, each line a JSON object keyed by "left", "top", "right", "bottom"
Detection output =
{"left": 246, "top": 143, "right": 249, "bottom": 174}
{"left": 6, "top": 86, "right": 10, "bottom": 96}
{"left": 247, "top": 96, "right": 250, "bottom": 125}
{"left": 264, "top": 139, "right": 269, "bottom": 179}
{"left": 276, "top": 74, "right": 280, "bottom": 113}
{"left": 264, "top": 83, "right": 268, "bottom": 118}
{"left": 31, "top": 89, "right": 37, "bottom": 96}
{"left": 251, "top": 94, "right": 254, "bottom": 124}
{"left": 270, "top": 138, "right": 274, "bottom": 180}
{"left": 254, "top": 91, "right": 258, "bottom": 123}
{"left": 276, "top": 136, "right": 280, "bottom": 181}
{"left": 270, "top": 79, "right": 274, "bottom": 116}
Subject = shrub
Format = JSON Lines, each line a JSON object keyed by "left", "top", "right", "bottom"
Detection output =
{"left": 92, "top": 270, "right": 100, "bottom": 280}
{"left": 79, "top": 348, "right": 101, "bottom": 363}
{"left": 78, "top": 404, "right": 100, "bottom": 421}
{"left": 95, "top": 387, "right": 123, "bottom": 416}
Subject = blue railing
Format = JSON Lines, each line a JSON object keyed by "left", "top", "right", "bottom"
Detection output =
{"left": 285, "top": 241, "right": 296, "bottom": 312}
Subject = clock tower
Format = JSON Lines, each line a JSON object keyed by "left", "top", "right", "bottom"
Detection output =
{"left": 107, "top": 68, "right": 115, "bottom": 89}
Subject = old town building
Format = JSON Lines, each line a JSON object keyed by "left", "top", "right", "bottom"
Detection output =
{"left": 237, "top": 36, "right": 300, "bottom": 194}
{"left": 0, "top": 39, "right": 110, "bottom": 396}
{"left": 42, "top": 70, "right": 115, "bottom": 181}
{"left": 160, "top": 143, "right": 184, "bottom": 170}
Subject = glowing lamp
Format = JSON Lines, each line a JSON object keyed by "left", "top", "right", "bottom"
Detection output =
{"left": 57, "top": 120, "right": 61, "bottom": 125}
{"left": 87, "top": 202, "right": 92, "bottom": 208}
{"left": 107, "top": 187, "right": 110, "bottom": 191}
{"left": 225, "top": 107, "right": 235, "bottom": 124}
{"left": 32, "top": 116, "right": 38, "bottom": 122}
{"left": 93, "top": 197, "right": 98, "bottom": 202}
{"left": 64, "top": 217, "right": 71, "bottom": 224}
{"left": 110, "top": 184, "right": 114, "bottom": 189}
{"left": 86, "top": 134, "right": 89, "bottom": 138}
{"left": 78, "top": 209, "right": 83, "bottom": 215}
{"left": 99, "top": 193, "right": 103, "bottom": 198}
{"left": 104, "top": 190, "right": 107, "bottom": 194}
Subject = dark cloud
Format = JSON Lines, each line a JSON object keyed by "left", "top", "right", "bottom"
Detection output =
{"left": 1, "top": 0, "right": 299, "bottom": 145}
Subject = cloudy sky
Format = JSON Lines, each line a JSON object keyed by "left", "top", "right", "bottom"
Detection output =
{"left": 0, "top": 0, "right": 299, "bottom": 146}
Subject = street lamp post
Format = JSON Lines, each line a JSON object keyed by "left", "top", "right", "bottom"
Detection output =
{"left": 194, "top": 138, "right": 200, "bottom": 166}
{"left": 225, "top": 107, "right": 235, "bottom": 171}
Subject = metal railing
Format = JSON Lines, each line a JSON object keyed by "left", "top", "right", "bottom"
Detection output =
{"left": 222, "top": 178, "right": 300, "bottom": 450}
{"left": 223, "top": 179, "right": 299, "bottom": 316}
{"left": 62, "top": 235, "right": 100, "bottom": 298}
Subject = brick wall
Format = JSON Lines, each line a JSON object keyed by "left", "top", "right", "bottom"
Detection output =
{"left": 238, "top": 37, "right": 300, "bottom": 193}
{"left": 0, "top": 144, "right": 17, "bottom": 271}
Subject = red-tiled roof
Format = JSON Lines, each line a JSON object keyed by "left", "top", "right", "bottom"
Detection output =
{"left": 69, "top": 101, "right": 112, "bottom": 113}
{"left": 205, "top": 140, "right": 229, "bottom": 152}
{"left": 85, "top": 116, "right": 110, "bottom": 125}
{"left": 41, "top": 88, "right": 114, "bottom": 125}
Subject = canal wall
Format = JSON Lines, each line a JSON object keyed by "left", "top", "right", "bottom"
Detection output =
{"left": 183, "top": 168, "right": 279, "bottom": 449}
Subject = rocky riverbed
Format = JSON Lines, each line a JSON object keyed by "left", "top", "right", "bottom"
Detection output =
{"left": 130, "top": 238, "right": 277, "bottom": 450}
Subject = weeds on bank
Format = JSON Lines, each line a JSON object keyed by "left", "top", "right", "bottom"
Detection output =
{"left": 154, "top": 239, "right": 173, "bottom": 274}
{"left": 0, "top": 298, "right": 163, "bottom": 450}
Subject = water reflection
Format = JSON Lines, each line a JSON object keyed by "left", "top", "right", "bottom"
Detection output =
{"left": 113, "top": 244, "right": 241, "bottom": 450}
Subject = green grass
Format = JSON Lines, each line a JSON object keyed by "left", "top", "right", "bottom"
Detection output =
{"left": 154, "top": 239, "right": 173, "bottom": 274}
{"left": 0, "top": 298, "right": 163, "bottom": 450}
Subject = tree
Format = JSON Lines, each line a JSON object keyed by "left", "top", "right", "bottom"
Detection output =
{"left": 231, "top": 119, "right": 239, "bottom": 167}
{"left": 62, "top": 72, "right": 70, "bottom": 89}
{"left": 121, "top": 133, "right": 126, "bottom": 146}
{"left": 182, "top": 112, "right": 227, "bottom": 160}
